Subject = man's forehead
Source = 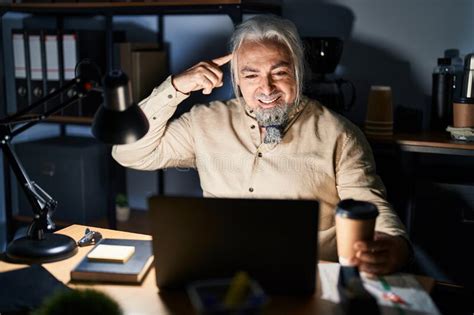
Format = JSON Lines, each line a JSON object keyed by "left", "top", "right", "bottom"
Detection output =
{"left": 236, "top": 39, "right": 293, "bottom": 68}
{"left": 240, "top": 61, "right": 291, "bottom": 73}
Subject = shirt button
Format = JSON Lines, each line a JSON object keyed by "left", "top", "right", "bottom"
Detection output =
{"left": 250, "top": 125, "right": 256, "bottom": 129}
{"left": 258, "top": 152, "right": 262, "bottom": 157}
{"left": 152, "top": 117, "right": 156, "bottom": 120}
{"left": 168, "top": 94, "right": 173, "bottom": 99}
{"left": 249, "top": 187, "right": 254, "bottom": 192}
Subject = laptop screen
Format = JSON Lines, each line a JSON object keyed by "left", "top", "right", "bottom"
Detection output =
{"left": 148, "top": 196, "right": 319, "bottom": 295}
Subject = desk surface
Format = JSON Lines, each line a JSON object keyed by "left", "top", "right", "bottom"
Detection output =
{"left": 367, "top": 131, "right": 474, "bottom": 156}
{"left": 0, "top": 225, "right": 435, "bottom": 315}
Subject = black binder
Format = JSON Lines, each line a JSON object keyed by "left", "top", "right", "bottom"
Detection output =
{"left": 12, "top": 30, "right": 28, "bottom": 111}
{"left": 27, "top": 30, "right": 45, "bottom": 111}
{"left": 60, "top": 31, "right": 80, "bottom": 117}
{"left": 44, "top": 31, "right": 61, "bottom": 113}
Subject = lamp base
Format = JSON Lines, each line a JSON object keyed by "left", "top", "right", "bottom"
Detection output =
{"left": 6, "top": 233, "right": 78, "bottom": 264}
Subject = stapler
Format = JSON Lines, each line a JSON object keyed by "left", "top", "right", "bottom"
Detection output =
{"left": 337, "top": 266, "right": 380, "bottom": 315}
{"left": 77, "top": 228, "right": 103, "bottom": 247}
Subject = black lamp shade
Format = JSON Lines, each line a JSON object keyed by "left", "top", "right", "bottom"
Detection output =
{"left": 92, "top": 70, "right": 149, "bottom": 144}
{"left": 92, "top": 104, "right": 149, "bottom": 144}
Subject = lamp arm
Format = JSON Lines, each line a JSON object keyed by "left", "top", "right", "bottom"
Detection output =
{"left": 10, "top": 94, "right": 82, "bottom": 138}
{"left": 0, "top": 77, "right": 93, "bottom": 137}
{"left": 0, "top": 140, "right": 54, "bottom": 240}
{"left": 0, "top": 78, "right": 78, "bottom": 126}
{"left": 28, "top": 181, "right": 58, "bottom": 229}
{"left": 0, "top": 76, "right": 97, "bottom": 241}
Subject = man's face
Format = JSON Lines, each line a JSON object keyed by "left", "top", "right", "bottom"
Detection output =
{"left": 236, "top": 39, "right": 297, "bottom": 110}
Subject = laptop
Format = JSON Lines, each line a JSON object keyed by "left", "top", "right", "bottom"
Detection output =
{"left": 148, "top": 196, "right": 319, "bottom": 295}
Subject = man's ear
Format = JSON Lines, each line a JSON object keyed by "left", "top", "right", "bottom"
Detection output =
{"left": 234, "top": 72, "right": 240, "bottom": 86}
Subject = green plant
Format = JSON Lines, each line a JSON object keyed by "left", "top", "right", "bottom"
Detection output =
{"left": 115, "top": 193, "right": 128, "bottom": 207}
{"left": 34, "top": 288, "right": 122, "bottom": 315}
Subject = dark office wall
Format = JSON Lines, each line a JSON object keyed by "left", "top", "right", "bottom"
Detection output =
{"left": 284, "top": 0, "right": 474, "bottom": 126}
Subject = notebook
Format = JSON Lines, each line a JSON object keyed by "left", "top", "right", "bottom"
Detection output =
{"left": 70, "top": 238, "right": 153, "bottom": 284}
{"left": 148, "top": 196, "right": 319, "bottom": 295}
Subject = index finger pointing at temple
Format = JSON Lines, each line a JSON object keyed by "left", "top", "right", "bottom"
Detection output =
{"left": 212, "top": 54, "right": 233, "bottom": 66}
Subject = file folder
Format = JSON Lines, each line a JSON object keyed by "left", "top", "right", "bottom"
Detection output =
{"left": 44, "top": 32, "right": 61, "bottom": 113}
{"left": 119, "top": 42, "right": 168, "bottom": 104}
{"left": 132, "top": 49, "right": 168, "bottom": 103}
{"left": 61, "top": 32, "right": 80, "bottom": 116}
{"left": 12, "top": 30, "right": 28, "bottom": 111}
{"left": 16, "top": 29, "right": 126, "bottom": 119}
{"left": 28, "top": 31, "right": 45, "bottom": 112}
{"left": 74, "top": 30, "right": 104, "bottom": 118}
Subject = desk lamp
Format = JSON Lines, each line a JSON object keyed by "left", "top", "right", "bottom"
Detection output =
{"left": 0, "top": 60, "right": 149, "bottom": 263}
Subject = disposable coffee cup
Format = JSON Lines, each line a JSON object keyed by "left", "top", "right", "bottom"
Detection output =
{"left": 365, "top": 86, "right": 393, "bottom": 136}
{"left": 335, "top": 199, "right": 379, "bottom": 266}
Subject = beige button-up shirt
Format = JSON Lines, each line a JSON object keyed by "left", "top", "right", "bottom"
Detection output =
{"left": 112, "top": 77, "right": 407, "bottom": 261}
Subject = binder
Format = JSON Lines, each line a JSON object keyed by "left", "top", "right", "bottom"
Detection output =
{"left": 132, "top": 49, "right": 168, "bottom": 103}
{"left": 27, "top": 31, "right": 45, "bottom": 111}
{"left": 44, "top": 32, "right": 61, "bottom": 113}
{"left": 73, "top": 30, "right": 105, "bottom": 118}
{"left": 12, "top": 30, "right": 28, "bottom": 111}
{"left": 13, "top": 29, "right": 127, "bottom": 119}
{"left": 61, "top": 32, "right": 80, "bottom": 116}
{"left": 119, "top": 42, "right": 168, "bottom": 104}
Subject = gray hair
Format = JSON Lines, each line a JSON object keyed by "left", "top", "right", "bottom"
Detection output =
{"left": 229, "top": 15, "right": 304, "bottom": 105}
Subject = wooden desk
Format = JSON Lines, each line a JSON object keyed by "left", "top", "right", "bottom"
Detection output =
{"left": 367, "top": 131, "right": 474, "bottom": 233}
{"left": 0, "top": 225, "right": 435, "bottom": 315}
{"left": 366, "top": 131, "right": 474, "bottom": 290}
{"left": 367, "top": 131, "right": 474, "bottom": 156}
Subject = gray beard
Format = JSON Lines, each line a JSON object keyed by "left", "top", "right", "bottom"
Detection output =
{"left": 255, "top": 103, "right": 290, "bottom": 144}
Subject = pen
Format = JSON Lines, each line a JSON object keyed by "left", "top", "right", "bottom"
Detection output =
{"left": 223, "top": 271, "right": 251, "bottom": 308}
{"left": 366, "top": 277, "right": 407, "bottom": 305}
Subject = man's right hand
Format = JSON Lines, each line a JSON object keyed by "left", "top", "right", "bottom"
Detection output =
{"left": 171, "top": 54, "right": 232, "bottom": 95}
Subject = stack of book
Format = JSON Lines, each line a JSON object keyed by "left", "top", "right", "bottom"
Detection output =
{"left": 71, "top": 238, "right": 154, "bottom": 284}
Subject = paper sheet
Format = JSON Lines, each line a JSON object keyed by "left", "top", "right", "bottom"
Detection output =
{"left": 318, "top": 263, "right": 441, "bottom": 315}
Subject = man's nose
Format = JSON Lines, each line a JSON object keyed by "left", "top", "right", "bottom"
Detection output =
{"left": 260, "top": 75, "right": 275, "bottom": 94}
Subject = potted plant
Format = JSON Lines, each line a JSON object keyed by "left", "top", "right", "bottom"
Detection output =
{"left": 115, "top": 193, "right": 130, "bottom": 222}
{"left": 34, "top": 288, "right": 122, "bottom": 315}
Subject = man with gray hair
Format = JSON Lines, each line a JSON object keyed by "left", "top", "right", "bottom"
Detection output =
{"left": 113, "top": 15, "right": 410, "bottom": 275}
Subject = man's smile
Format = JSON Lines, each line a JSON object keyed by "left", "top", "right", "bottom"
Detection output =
{"left": 257, "top": 95, "right": 282, "bottom": 108}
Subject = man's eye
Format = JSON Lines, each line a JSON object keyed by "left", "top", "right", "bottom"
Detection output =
{"left": 274, "top": 71, "right": 288, "bottom": 76}
{"left": 245, "top": 75, "right": 257, "bottom": 79}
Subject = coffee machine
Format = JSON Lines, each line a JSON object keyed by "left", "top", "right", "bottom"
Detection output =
{"left": 303, "top": 37, "right": 355, "bottom": 113}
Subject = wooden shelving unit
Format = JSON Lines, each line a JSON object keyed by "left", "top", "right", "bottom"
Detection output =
{"left": 1, "top": 1, "right": 281, "bottom": 22}
{"left": 0, "top": 0, "right": 281, "bottom": 242}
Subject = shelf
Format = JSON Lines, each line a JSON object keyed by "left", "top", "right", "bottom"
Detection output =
{"left": 46, "top": 115, "right": 94, "bottom": 125}
{"left": 367, "top": 131, "right": 474, "bottom": 156}
{"left": 0, "top": 1, "right": 281, "bottom": 16}
{"left": 7, "top": 113, "right": 94, "bottom": 125}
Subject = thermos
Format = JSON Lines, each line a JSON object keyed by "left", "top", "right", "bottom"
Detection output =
{"left": 460, "top": 53, "right": 474, "bottom": 99}
{"left": 444, "top": 49, "right": 464, "bottom": 99}
{"left": 453, "top": 53, "right": 474, "bottom": 128}
{"left": 431, "top": 58, "right": 456, "bottom": 131}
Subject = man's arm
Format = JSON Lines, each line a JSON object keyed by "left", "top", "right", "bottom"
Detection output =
{"left": 112, "top": 76, "right": 194, "bottom": 170}
{"left": 335, "top": 125, "right": 411, "bottom": 275}
{"left": 112, "top": 54, "right": 232, "bottom": 170}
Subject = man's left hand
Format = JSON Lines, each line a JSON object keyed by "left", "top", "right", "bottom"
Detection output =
{"left": 353, "top": 232, "right": 410, "bottom": 276}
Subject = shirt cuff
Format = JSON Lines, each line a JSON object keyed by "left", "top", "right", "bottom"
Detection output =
{"left": 139, "top": 75, "right": 189, "bottom": 117}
